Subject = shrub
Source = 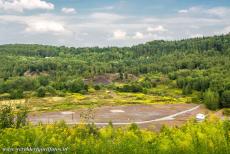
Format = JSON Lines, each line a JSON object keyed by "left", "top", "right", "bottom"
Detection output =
{"left": 117, "top": 83, "right": 143, "bottom": 93}
{"left": 176, "top": 78, "right": 185, "bottom": 88}
{"left": 66, "top": 79, "right": 88, "bottom": 93}
{"left": 0, "top": 105, "right": 28, "bottom": 129}
{"left": 221, "top": 90, "right": 230, "bottom": 108}
{"left": 15, "top": 107, "right": 28, "bottom": 128}
{"left": 168, "top": 72, "right": 177, "bottom": 80}
{"left": 94, "top": 84, "right": 101, "bottom": 90}
{"left": 204, "top": 89, "right": 220, "bottom": 110}
{"left": 0, "top": 119, "right": 229, "bottom": 153}
{"left": 46, "top": 85, "right": 56, "bottom": 95}
{"left": 37, "top": 86, "right": 46, "bottom": 97}
{"left": 37, "top": 76, "right": 49, "bottom": 86}
{"left": 182, "top": 84, "right": 192, "bottom": 95}
{"left": 0, "top": 105, "right": 14, "bottom": 129}
{"left": 223, "top": 108, "right": 230, "bottom": 116}
{"left": 9, "top": 89, "right": 23, "bottom": 99}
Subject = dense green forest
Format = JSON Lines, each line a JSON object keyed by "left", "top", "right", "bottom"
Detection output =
{"left": 0, "top": 34, "right": 230, "bottom": 109}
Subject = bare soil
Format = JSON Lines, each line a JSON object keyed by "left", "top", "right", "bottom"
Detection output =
{"left": 28, "top": 103, "right": 208, "bottom": 130}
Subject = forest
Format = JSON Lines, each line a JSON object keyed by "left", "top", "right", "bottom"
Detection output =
{"left": 0, "top": 34, "right": 229, "bottom": 110}
{"left": 0, "top": 34, "right": 230, "bottom": 153}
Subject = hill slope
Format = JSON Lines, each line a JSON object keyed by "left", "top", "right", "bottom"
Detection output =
{"left": 0, "top": 34, "right": 229, "bottom": 109}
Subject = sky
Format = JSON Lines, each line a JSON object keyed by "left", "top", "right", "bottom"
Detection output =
{"left": 0, "top": 0, "right": 230, "bottom": 47}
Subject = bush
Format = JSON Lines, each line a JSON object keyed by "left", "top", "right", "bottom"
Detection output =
{"left": 141, "top": 80, "right": 156, "bottom": 88}
{"left": 223, "top": 108, "right": 230, "bottom": 116}
{"left": 0, "top": 105, "right": 14, "bottom": 129}
{"left": 221, "top": 90, "right": 230, "bottom": 108}
{"left": 9, "top": 89, "right": 23, "bottom": 99}
{"left": 0, "top": 105, "right": 28, "bottom": 129}
{"left": 0, "top": 119, "right": 229, "bottom": 153}
{"left": 204, "top": 89, "right": 220, "bottom": 110}
{"left": 15, "top": 107, "right": 28, "bottom": 128}
{"left": 37, "top": 86, "right": 46, "bottom": 97}
{"left": 0, "top": 93, "right": 10, "bottom": 100}
{"left": 182, "top": 84, "right": 192, "bottom": 95}
{"left": 37, "top": 76, "right": 49, "bottom": 86}
{"left": 168, "top": 72, "right": 177, "bottom": 80}
{"left": 46, "top": 85, "right": 56, "bottom": 95}
{"left": 94, "top": 84, "right": 101, "bottom": 90}
{"left": 176, "top": 78, "right": 185, "bottom": 88}
{"left": 56, "top": 91, "right": 66, "bottom": 97}
{"left": 117, "top": 83, "right": 143, "bottom": 93}
{"left": 66, "top": 79, "right": 88, "bottom": 93}
{"left": 2, "top": 77, "right": 39, "bottom": 93}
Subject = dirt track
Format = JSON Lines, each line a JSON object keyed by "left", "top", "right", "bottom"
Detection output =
{"left": 28, "top": 104, "right": 208, "bottom": 129}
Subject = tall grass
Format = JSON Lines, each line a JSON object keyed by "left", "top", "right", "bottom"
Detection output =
{"left": 0, "top": 116, "right": 229, "bottom": 154}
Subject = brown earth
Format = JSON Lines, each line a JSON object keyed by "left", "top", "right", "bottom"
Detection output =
{"left": 84, "top": 73, "right": 138, "bottom": 85}
{"left": 28, "top": 103, "right": 208, "bottom": 130}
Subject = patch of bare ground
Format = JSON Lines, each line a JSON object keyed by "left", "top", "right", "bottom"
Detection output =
{"left": 24, "top": 70, "right": 49, "bottom": 77}
{"left": 84, "top": 73, "right": 138, "bottom": 84}
{"left": 28, "top": 104, "right": 209, "bottom": 130}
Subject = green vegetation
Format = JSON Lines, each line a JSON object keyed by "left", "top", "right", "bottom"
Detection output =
{"left": 221, "top": 90, "right": 230, "bottom": 108}
{"left": 37, "top": 86, "right": 46, "bottom": 97}
{"left": 223, "top": 108, "right": 230, "bottom": 116}
{"left": 0, "top": 114, "right": 229, "bottom": 153}
{"left": 0, "top": 86, "right": 193, "bottom": 112}
{"left": 0, "top": 105, "right": 28, "bottom": 129}
{"left": 0, "top": 34, "right": 230, "bottom": 153}
{"left": 0, "top": 106, "right": 229, "bottom": 154}
{"left": 204, "top": 89, "right": 220, "bottom": 110}
{"left": 0, "top": 34, "right": 230, "bottom": 109}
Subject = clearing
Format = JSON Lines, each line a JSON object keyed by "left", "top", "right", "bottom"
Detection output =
{"left": 28, "top": 104, "right": 209, "bottom": 130}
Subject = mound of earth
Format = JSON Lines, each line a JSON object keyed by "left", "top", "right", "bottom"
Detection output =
{"left": 84, "top": 73, "right": 138, "bottom": 85}
{"left": 24, "top": 70, "right": 49, "bottom": 77}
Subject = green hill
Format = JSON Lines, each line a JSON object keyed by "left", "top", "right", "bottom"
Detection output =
{"left": 0, "top": 34, "right": 230, "bottom": 109}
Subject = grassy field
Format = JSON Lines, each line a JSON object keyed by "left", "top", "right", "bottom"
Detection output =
{"left": 0, "top": 84, "right": 199, "bottom": 112}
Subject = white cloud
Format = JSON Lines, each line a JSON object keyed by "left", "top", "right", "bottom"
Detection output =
{"left": 104, "top": 6, "right": 114, "bottom": 10}
{"left": 147, "top": 25, "right": 168, "bottom": 32}
{"left": 61, "top": 7, "right": 76, "bottom": 14}
{"left": 90, "top": 12, "right": 124, "bottom": 21}
{"left": 177, "top": 6, "right": 201, "bottom": 15}
{"left": 207, "top": 7, "right": 230, "bottom": 17}
{"left": 113, "top": 30, "right": 127, "bottom": 40}
{"left": 178, "top": 6, "right": 230, "bottom": 17}
{"left": 0, "top": 5, "right": 230, "bottom": 47}
{"left": 25, "top": 20, "right": 66, "bottom": 33}
{"left": 0, "top": 14, "right": 69, "bottom": 35}
{"left": 0, "top": 0, "right": 54, "bottom": 12}
{"left": 178, "top": 9, "right": 188, "bottom": 13}
{"left": 133, "top": 32, "right": 144, "bottom": 39}
{"left": 90, "top": 6, "right": 116, "bottom": 13}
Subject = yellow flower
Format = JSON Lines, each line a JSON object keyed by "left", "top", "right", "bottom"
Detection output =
{"left": 13, "top": 141, "right": 20, "bottom": 147}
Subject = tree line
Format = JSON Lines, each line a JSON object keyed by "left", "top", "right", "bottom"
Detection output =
{"left": 0, "top": 34, "right": 229, "bottom": 109}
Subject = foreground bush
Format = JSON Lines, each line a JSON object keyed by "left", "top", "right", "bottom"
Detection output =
{"left": 0, "top": 105, "right": 28, "bottom": 129}
{"left": 223, "top": 108, "right": 230, "bottom": 116}
{"left": 204, "top": 89, "right": 220, "bottom": 110}
{"left": 0, "top": 117, "right": 229, "bottom": 154}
